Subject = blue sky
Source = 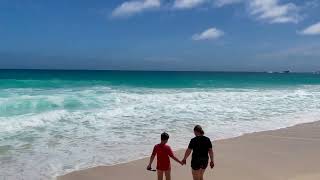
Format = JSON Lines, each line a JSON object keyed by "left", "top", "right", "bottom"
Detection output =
{"left": 0, "top": 0, "right": 320, "bottom": 71}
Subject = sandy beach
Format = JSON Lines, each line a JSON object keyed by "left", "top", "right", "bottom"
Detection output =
{"left": 3, "top": 0, "right": 320, "bottom": 179}
{"left": 58, "top": 121, "right": 320, "bottom": 180}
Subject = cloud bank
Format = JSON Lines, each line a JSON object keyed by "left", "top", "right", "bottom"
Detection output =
{"left": 111, "top": 0, "right": 302, "bottom": 24}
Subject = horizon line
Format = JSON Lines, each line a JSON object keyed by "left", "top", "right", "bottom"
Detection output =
{"left": 0, "top": 68, "right": 315, "bottom": 73}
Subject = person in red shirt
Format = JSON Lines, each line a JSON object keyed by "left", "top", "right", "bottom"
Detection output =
{"left": 147, "top": 132, "right": 183, "bottom": 180}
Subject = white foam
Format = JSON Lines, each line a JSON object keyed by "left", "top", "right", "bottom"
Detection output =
{"left": 1, "top": 86, "right": 320, "bottom": 179}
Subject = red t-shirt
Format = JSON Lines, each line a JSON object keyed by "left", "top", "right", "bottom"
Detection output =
{"left": 152, "top": 143, "right": 174, "bottom": 171}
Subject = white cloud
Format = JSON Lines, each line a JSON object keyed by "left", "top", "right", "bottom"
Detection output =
{"left": 214, "top": 0, "right": 242, "bottom": 7}
{"left": 213, "top": 0, "right": 301, "bottom": 24}
{"left": 248, "top": 0, "right": 301, "bottom": 24}
{"left": 111, "top": 0, "right": 160, "bottom": 17}
{"left": 111, "top": 0, "right": 303, "bottom": 25}
{"left": 173, "top": 0, "right": 207, "bottom": 9}
{"left": 299, "top": 22, "right": 320, "bottom": 35}
{"left": 192, "top": 27, "right": 224, "bottom": 40}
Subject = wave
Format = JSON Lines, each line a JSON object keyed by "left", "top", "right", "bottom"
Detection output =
{"left": 1, "top": 85, "right": 320, "bottom": 179}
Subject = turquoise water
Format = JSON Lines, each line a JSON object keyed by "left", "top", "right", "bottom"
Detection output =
{"left": 1, "top": 70, "right": 320, "bottom": 179}
{"left": 1, "top": 70, "right": 320, "bottom": 89}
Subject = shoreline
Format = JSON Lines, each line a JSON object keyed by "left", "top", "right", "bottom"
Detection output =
{"left": 58, "top": 120, "right": 320, "bottom": 180}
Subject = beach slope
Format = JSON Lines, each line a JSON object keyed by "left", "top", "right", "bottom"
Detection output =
{"left": 58, "top": 121, "right": 320, "bottom": 180}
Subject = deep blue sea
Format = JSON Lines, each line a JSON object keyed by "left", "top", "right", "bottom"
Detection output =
{"left": 1, "top": 70, "right": 320, "bottom": 179}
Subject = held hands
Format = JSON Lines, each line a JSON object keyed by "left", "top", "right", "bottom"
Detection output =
{"left": 178, "top": 160, "right": 184, "bottom": 166}
{"left": 181, "top": 158, "right": 187, "bottom": 165}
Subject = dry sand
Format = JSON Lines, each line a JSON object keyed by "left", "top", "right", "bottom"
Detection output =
{"left": 58, "top": 121, "right": 320, "bottom": 180}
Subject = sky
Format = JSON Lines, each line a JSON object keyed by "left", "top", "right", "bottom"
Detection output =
{"left": 0, "top": 0, "right": 320, "bottom": 72}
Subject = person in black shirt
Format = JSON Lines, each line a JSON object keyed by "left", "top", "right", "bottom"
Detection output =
{"left": 182, "top": 125, "right": 214, "bottom": 180}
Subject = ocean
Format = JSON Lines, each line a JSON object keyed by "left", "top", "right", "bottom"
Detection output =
{"left": 0, "top": 70, "right": 320, "bottom": 179}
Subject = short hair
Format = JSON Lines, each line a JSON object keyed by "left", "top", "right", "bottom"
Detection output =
{"left": 161, "top": 132, "right": 169, "bottom": 140}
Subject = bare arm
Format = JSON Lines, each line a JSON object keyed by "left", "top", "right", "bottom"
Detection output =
{"left": 170, "top": 154, "right": 183, "bottom": 165}
{"left": 209, "top": 148, "right": 214, "bottom": 168}
{"left": 147, "top": 154, "right": 156, "bottom": 170}
{"left": 182, "top": 148, "right": 192, "bottom": 165}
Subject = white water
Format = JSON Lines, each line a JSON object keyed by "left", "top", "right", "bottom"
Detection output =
{"left": 1, "top": 86, "right": 320, "bottom": 179}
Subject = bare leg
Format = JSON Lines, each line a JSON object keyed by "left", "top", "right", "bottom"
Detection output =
{"left": 164, "top": 170, "right": 171, "bottom": 180}
{"left": 192, "top": 169, "right": 201, "bottom": 180}
{"left": 157, "top": 170, "right": 164, "bottom": 180}
{"left": 199, "top": 168, "right": 206, "bottom": 180}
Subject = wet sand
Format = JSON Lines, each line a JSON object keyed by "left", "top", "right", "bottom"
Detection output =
{"left": 58, "top": 121, "right": 320, "bottom": 180}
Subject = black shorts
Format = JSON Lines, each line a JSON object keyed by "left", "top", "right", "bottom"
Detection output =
{"left": 191, "top": 157, "right": 208, "bottom": 170}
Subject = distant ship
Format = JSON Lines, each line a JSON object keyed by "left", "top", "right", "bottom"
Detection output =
{"left": 266, "top": 70, "right": 291, "bottom": 74}
{"left": 281, "top": 70, "right": 291, "bottom": 74}
{"left": 313, "top": 71, "right": 320, "bottom": 74}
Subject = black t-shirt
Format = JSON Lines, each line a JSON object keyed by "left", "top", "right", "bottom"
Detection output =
{"left": 188, "top": 136, "right": 212, "bottom": 159}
